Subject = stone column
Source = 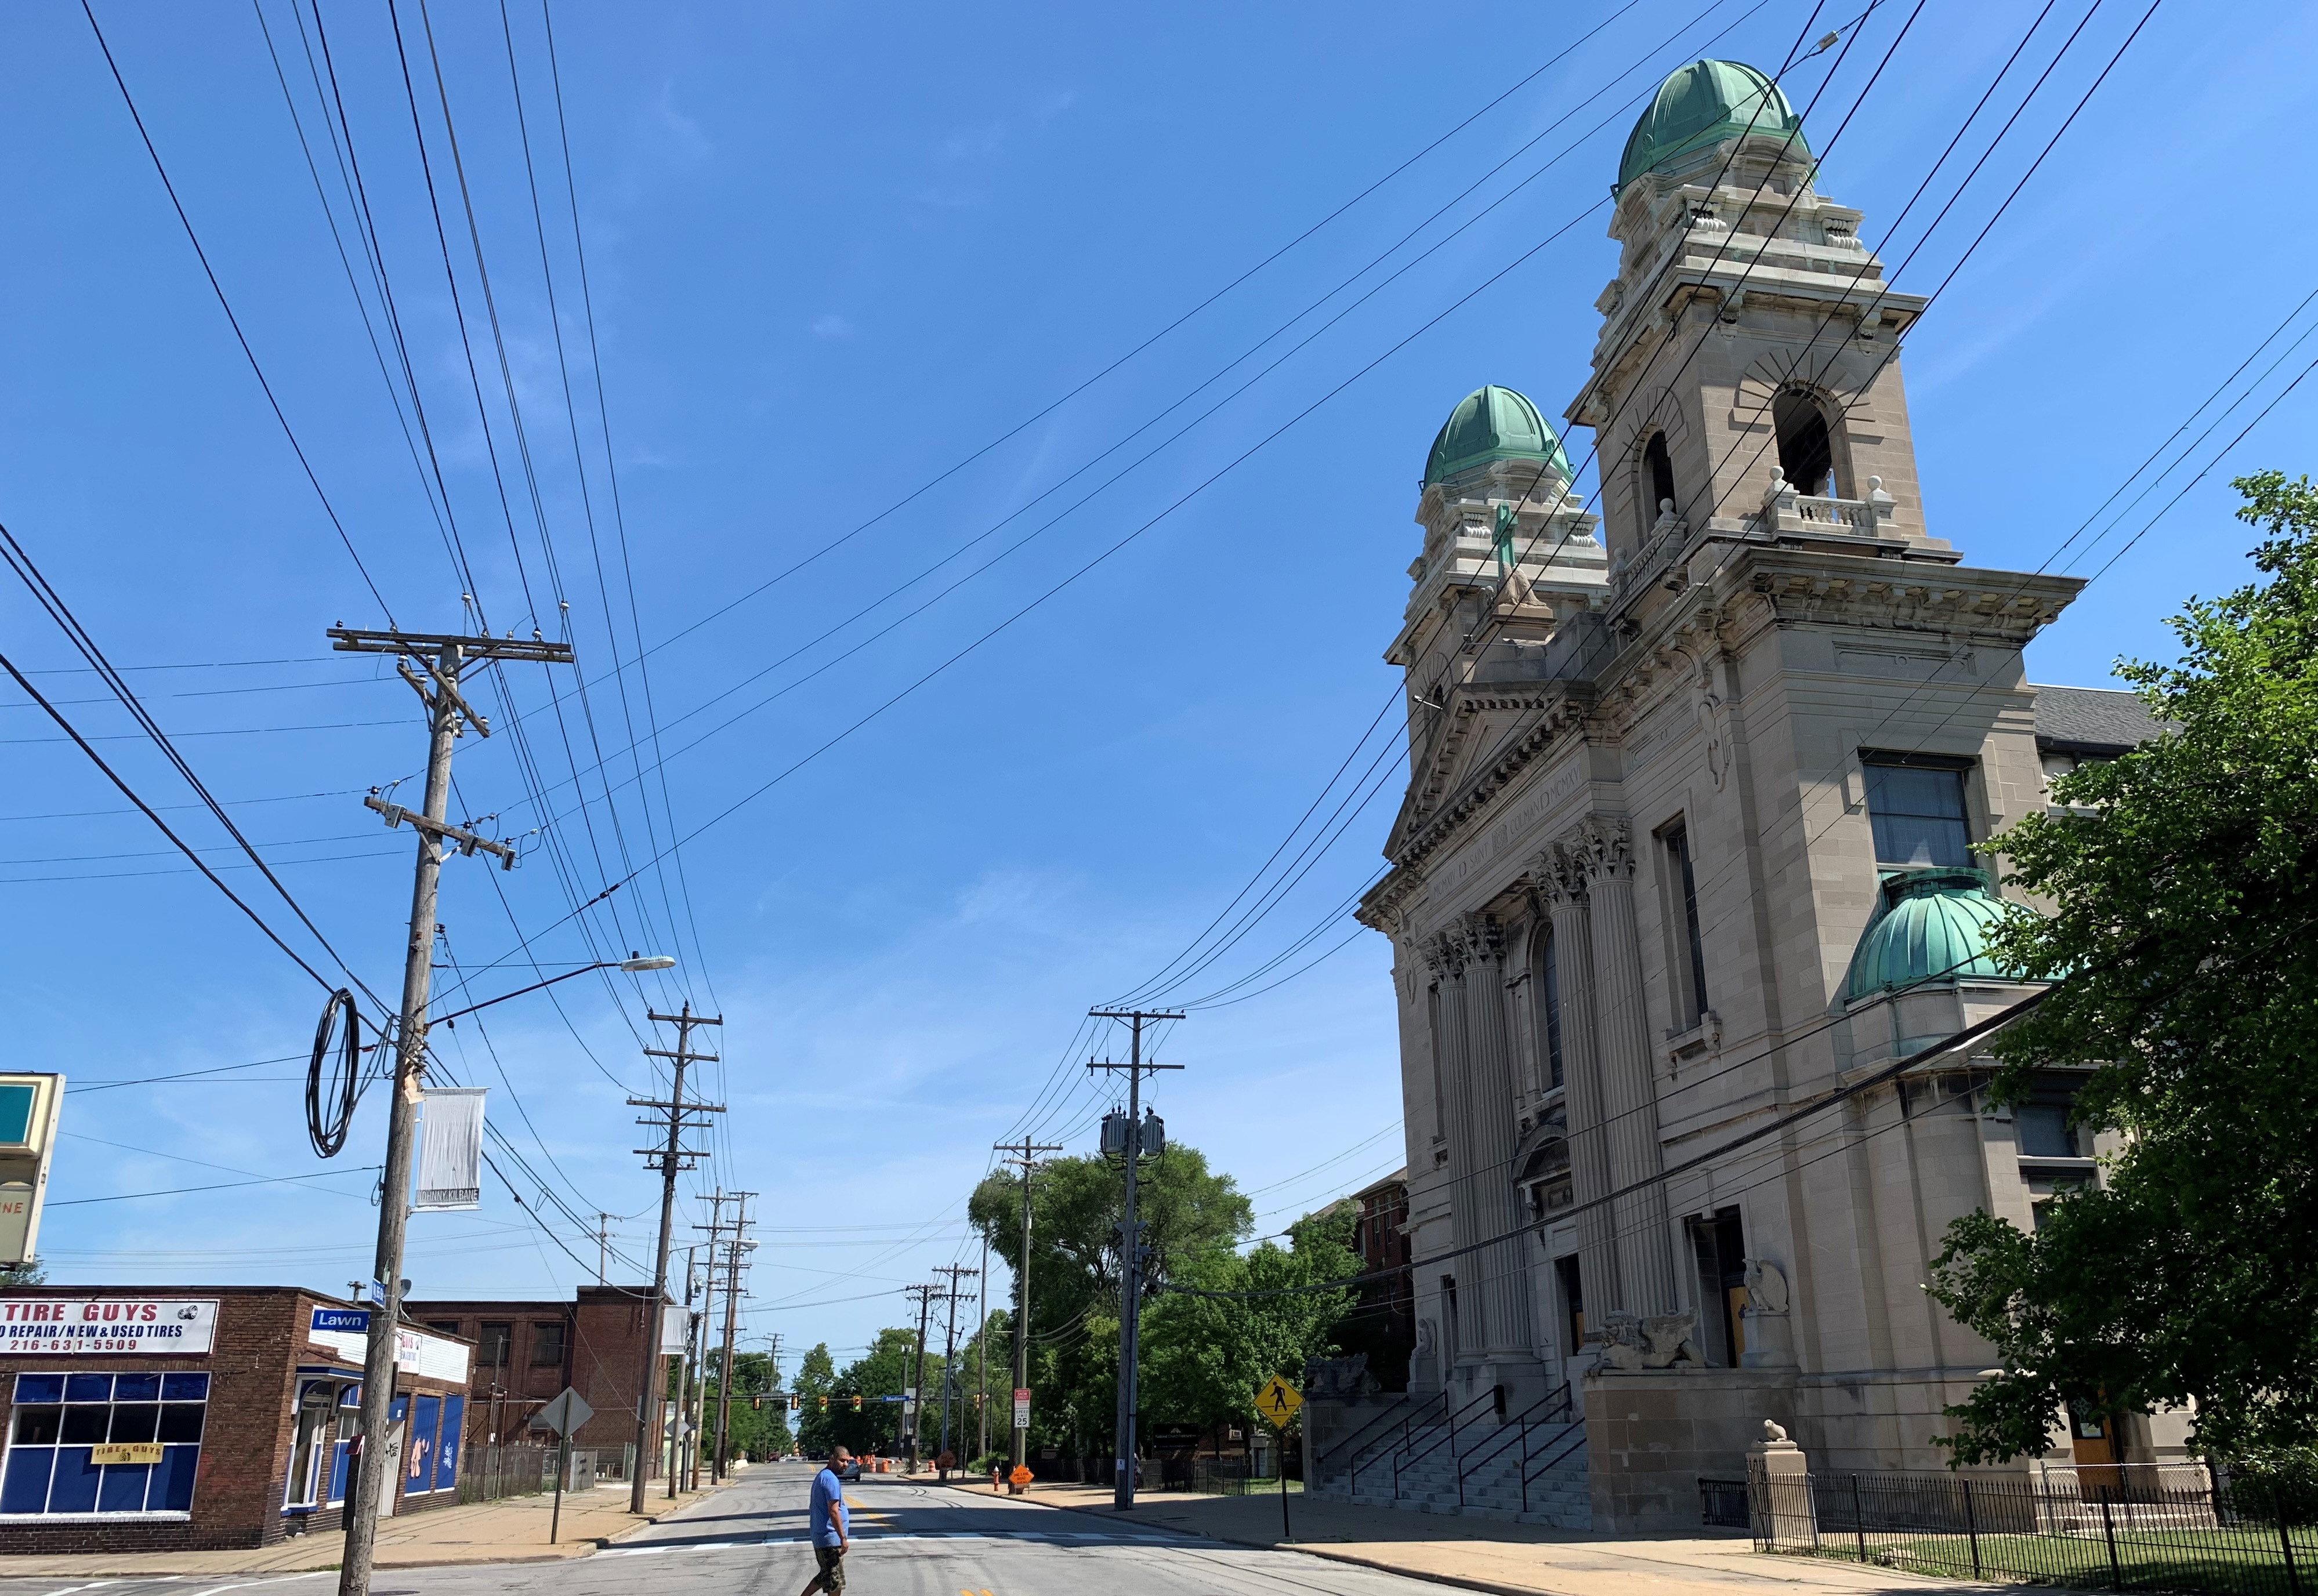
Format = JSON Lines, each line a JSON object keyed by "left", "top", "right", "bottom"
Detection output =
{"left": 1540, "top": 846, "right": 1621, "bottom": 1329}
{"left": 1427, "top": 930, "right": 1479, "bottom": 1366}
{"left": 1458, "top": 915, "right": 1533, "bottom": 1361}
{"left": 1577, "top": 817, "right": 1678, "bottom": 1315}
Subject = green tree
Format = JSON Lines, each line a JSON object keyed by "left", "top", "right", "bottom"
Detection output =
{"left": 793, "top": 1342, "right": 838, "bottom": 1455}
{"left": 1929, "top": 472, "right": 2318, "bottom": 1464}
{"left": 968, "top": 1145, "right": 1251, "bottom": 1456}
{"left": 1141, "top": 1202, "right": 1359, "bottom": 1431}
{"left": 708, "top": 1351, "right": 792, "bottom": 1462}
{"left": 825, "top": 1327, "right": 919, "bottom": 1455}
{"left": 0, "top": 1264, "right": 46, "bottom": 1287}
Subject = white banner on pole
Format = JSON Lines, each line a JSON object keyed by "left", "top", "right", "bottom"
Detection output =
{"left": 660, "top": 1303, "right": 687, "bottom": 1353}
{"left": 413, "top": 1087, "right": 487, "bottom": 1211}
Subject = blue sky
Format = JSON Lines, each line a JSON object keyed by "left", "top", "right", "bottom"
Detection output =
{"left": 2, "top": 0, "right": 2312, "bottom": 1369}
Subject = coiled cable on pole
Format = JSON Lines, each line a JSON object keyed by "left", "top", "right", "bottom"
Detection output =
{"left": 307, "top": 988, "right": 361, "bottom": 1158}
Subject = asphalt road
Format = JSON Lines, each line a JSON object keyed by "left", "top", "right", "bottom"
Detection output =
{"left": 0, "top": 1465, "right": 1446, "bottom": 1596}
{"left": 557, "top": 1464, "right": 1448, "bottom": 1596}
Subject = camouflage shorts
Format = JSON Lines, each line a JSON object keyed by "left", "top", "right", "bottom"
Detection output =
{"left": 814, "top": 1546, "right": 847, "bottom": 1591}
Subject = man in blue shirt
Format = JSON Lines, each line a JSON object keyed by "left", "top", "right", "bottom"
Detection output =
{"left": 800, "top": 1448, "right": 852, "bottom": 1594}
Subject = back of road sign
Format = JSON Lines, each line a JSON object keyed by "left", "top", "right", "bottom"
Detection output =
{"left": 533, "top": 1387, "right": 595, "bottom": 1438}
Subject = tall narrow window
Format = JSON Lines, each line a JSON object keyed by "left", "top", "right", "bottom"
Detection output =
{"left": 1426, "top": 984, "right": 1448, "bottom": 1144}
{"left": 1553, "top": 1255, "right": 1584, "bottom": 1355}
{"left": 1687, "top": 1209, "right": 1747, "bottom": 1367}
{"left": 1664, "top": 824, "right": 1709, "bottom": 1028}
{"left": 1643, "top": 431, "right": 1677, "bottom": 525}
{"left": 1863, "top": 757, "right": 1972, "bottom": 868}
{"left": 1535, "top": 927, "right": 1564, "bottom": 1090}
{"left": 1773, "top": 388, "right": 1835, "bottom": 496}
{"left": 530, "top": 1321, "right": 567, "bottom": 1368}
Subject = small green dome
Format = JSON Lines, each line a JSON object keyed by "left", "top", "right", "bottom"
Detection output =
{"left": 1842, "top": 868, "right": 2030, "bottom": 1004}
{"left": 1618, "top": 60, "right": 1808, "bottom": 193}
{"left": 1423, "top": 386, "right": 1574, "bottom": 488}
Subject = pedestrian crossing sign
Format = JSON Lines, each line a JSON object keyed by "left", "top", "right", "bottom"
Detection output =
{"left": 1254, "top": 1374, "right": 1303, "bottom": 1428}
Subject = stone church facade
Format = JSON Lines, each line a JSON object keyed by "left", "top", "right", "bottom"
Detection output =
{"left": 1349, "top": 59, "right": 2176, "bottom": 1528}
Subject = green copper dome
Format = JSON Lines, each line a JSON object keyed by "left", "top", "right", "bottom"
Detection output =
{"left": 1423, "top": 386, "right": 1574, "bottom": 488}
{"left": 1842, "top": 868, "right": 2030, "bottom": 1004}
{"left": 1618, "top": 60, "right": 1807, "bottom": 193}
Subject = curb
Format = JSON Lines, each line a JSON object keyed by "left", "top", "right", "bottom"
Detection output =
{"left": 999, "top": 1486, "right": 1575, "bottom": 1596}
{"left": 0, "top": 1476, "right": 749, "bottom": 1580}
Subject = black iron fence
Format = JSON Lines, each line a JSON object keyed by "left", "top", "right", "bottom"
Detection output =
{"left": 1187, "top": 1458, "right": 1257, "bottom": 1496}
{"left": 1751, "top": 1467, "right": 2317, "bottom": 1596}
{"left": 1700, "top": 1476, "right": 1749, "bottom": 1528}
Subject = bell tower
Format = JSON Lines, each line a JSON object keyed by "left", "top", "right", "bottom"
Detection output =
{"left": 1565, "top": 59, "right": 1953, "bottom": 587}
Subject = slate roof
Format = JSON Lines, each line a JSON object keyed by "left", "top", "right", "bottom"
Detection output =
{"left": 2031, "top": 684, "right": 2171, "bottom": 754}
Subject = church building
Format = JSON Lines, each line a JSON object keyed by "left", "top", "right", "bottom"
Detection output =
{"left": 1338, "top": 58, "right": 2176, "bottom": 1529}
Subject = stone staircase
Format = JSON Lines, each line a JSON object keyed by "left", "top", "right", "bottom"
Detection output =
{"left": 1309, "top": 1420, "right": 1592, "bottom": 1530}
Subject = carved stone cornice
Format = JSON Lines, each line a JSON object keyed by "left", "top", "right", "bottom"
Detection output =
{"left": 1382, "top": 688, "right": 1590, "bottom": 870}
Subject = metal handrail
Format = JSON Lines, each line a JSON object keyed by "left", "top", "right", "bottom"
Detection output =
{"left": 1395, "top": 1385, "right": 1502, "bottom": 1506}
{"left": 1388, "top": 1392, "right": 1446, "bottom": 1498}
{"left": 1521, "top": 1415, "right": 1591, "bottom": 1510}
{"left": 1453, "top": 1383, "right": 1574, "bottom": 1489}
{"left": 1331, "top": 1392, "right": 1429, "bottom": 1493}
{"left": 1345, "top": 1391, "right": 1439, "bottom": 1497}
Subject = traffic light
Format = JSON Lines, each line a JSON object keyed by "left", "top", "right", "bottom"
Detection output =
{"left": 851, "top": 1394, "right": 863, "bottom": 1412}
{"left": 818, "top": 1395, "right": 828, "bottom": 1412}
{"left": 752, "top": 1396, "right": 764, "bottom": 1410}
{"left": 790, "top": 1394, "right": 800, "bottom": 1412}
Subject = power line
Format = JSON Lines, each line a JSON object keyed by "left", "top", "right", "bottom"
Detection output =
{"left": 77, "top": 0, "right": 395, "bottom": 623}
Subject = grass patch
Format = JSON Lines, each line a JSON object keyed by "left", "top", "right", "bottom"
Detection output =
{"left": 1786, "top": 1524, "right": 2318, "bottom": 1595}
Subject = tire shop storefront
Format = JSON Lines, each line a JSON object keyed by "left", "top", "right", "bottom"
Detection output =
{"left": 0, "top": 1287, "right": 472, "bottom": 1553}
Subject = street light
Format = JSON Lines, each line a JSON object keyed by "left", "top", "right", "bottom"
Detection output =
{"left": 431, "top": 954, "right": 676, "bottom": 1025}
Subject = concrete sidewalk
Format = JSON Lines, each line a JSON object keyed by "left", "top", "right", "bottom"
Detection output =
{"left": 973, "top": 1480, "right": 2020, "bottom": 1596}
{"left": 0, "top": 1475, "right": 736, "bottom": 1577}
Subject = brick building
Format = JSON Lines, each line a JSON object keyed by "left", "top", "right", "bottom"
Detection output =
{"left": 404, "top": 1286, "right": 666, "bottom": 1475}
{"left": 0, "top": 1287, "right": 469, "bottom": 1552}
{"left": 1346, "top": 1171, "right": 1415, "bottom": 1390}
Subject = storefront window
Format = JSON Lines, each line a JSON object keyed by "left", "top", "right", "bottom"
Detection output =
{"left": 2, "top": 1371, "right": 208, "bottom": 1517}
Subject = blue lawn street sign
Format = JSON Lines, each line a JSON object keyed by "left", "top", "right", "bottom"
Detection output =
{"left": 312, "top": 1307, "right": 371, "bottom": 1333}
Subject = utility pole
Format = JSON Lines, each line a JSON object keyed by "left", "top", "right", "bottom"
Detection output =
{"left": 711, "top": 1192, "right": 756, "bottom": 1481}
{"left": 596, "top": 1214, "right": 614, "bottom": 1287}
{"left": 1087, "top": 1007, "right": 1183, "bottom": 1512}
{"left": 975, "top": 1239, "right": 990, "bottom": 1464}
{"left": 932, "top": 1263, "right": 976, "bottom": 1477}
{"left": 673, "top": 1243, "right": 703, "bottom": 1497}
{"left": 329, "top": 626, "right": 570, "bottom": 1596}
{"left": 903, "top": 1282, "right": 943, "bottom": 1470}
{"left": 629, "top": 1006, "right": 725, "bottom": 1512}
{"left": 993, "top": 1137, "right": 1062, "bottom": 1480}
{"left": 689, "top": 1192, "right": 733, "bottom": 1488}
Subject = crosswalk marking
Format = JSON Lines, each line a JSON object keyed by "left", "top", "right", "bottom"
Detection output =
{"left": 602, "top": 1526, "right": 1199, "bottom": 1557}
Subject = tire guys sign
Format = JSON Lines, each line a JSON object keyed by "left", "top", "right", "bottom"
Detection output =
{"left": 0, "top": 1299, "right": 220, "bottom": 1355}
